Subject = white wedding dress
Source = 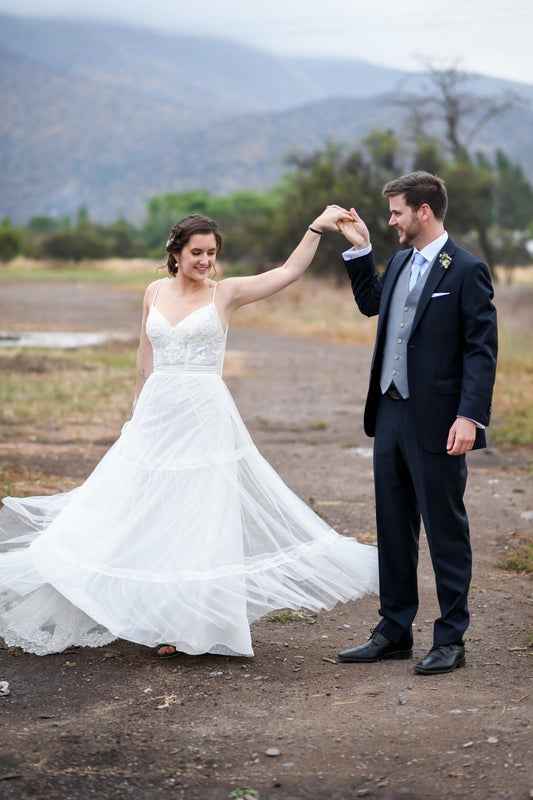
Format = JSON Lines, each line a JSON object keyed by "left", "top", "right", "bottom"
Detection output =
{"left": 0, "top": 283, "right": 378, "bottom": 657}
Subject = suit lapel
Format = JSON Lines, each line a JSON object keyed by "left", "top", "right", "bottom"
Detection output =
{"left": 411, "top": 238, "right": 457, "bottom": 336}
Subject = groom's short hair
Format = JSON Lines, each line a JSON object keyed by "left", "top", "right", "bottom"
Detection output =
{"left": 383, "top": 171, "right": 448, "bottom": 221}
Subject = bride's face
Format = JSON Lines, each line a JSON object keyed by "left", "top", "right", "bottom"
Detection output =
{"left": 178, "top": 233, "right": 218, "bottom": 281}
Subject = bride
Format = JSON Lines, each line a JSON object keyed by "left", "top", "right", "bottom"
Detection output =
{"left": 0, "top": 206, "right": 378, "bottom": 659}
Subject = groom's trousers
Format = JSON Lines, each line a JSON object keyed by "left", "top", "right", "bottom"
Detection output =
{"left": 372, "top": 392, "right": 471, "bottom": 647}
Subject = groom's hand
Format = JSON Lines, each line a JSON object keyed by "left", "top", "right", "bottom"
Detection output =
{"left": 311, "top": 204, "right": 352, "bottom": 232}
{"left": 446, "top": 417, "right": 476, "bottom": 455}
{"left": 337, "top": 207, "right": 371, "bottom": 250}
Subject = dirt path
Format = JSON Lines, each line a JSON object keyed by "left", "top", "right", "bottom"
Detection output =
{"left": 0, "top": 282, "right": 532, "bottom": 800}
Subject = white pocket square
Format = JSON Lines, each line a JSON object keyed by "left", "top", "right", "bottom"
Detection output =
{"left": 431, "top": 292, "right": 450, "bottom": 298}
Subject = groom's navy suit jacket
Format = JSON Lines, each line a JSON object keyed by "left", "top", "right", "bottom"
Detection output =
{"left": 344, "top": 237, "right": 498, "bottom": 453}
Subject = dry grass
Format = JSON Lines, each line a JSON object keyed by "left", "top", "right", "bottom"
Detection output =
{"left": 0, "top": 464, "right": 80, "bottom": 500}
{"left": 232, "top": 275, "right": 378, "bottom": 346}
{"left": 2, "top": 259, "right": 533, "bottom": 444}
{"left": 237, "top": 270, "right": 533, "bottom": 446}
{"left": 231, "top": 271, "right": 533, "bottom": 447}
{"left": 0, "top": 345, "right": 135, "bottom": 426}
{"left": 1, "top": 257, "right": 161, "bottom": 288}
{"left": 0, "top": 344, "right": 137, "bottom": 499}
{"left": 1, "top": 260, "right": 377, "bottom": 345}
{"left": 4, "top": 256, "right": 159, "bottom": 274}
{"left": 498, "top": 533, "right": 533, "bottom": 575}
{"left": 490, "top": 281, "right": 533, "bottom": 445}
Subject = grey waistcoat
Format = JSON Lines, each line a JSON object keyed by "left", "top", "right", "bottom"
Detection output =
{"left": 380, "top": 257, "right": 433, "bottom": 398}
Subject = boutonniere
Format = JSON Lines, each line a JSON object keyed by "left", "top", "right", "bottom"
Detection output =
{"left": 439, "top": 252, "right": 452, "bottom": 270}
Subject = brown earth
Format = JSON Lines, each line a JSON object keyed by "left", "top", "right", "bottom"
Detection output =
{"left": 0, "top": 281, "right": 532, "bottom": 800}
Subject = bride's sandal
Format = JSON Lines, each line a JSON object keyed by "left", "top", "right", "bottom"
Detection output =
{"left": 153, "top": 644, "right": 180, "bottom": 659}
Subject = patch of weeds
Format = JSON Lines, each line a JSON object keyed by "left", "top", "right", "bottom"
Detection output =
{"left": 342, "top": 442, "right": 359, "bottom": 449}
{"left": 255, "top": 416, "right": 269, "bottom": 426}
{"left": 309, "top": 421, "right": 327, "bottom": 430}
{"left": 0, "top": 261, "right": 158, "bottom": 286}
{"left": 0, "top": 345, "right": 135, "bottom": 425}
{"left": 229, "top": 789, "right": 260, "bottom": 800}
{"left": 266, "top": 608, "right": 312, "bottom": 624}
{"left": 498, "top": 534, "right": 533, "bottom": 574}
{"left": 492, "top": 326, "right": 533, "bottom": 446}
{"left": 0, "top": 468, "right": 12, "bottom": 497}
{"left": 307, "top": 497, "right": 324, "bottom": 518}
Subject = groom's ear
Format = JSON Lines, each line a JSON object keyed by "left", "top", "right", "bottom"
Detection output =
{"left": 417, "top": 203, "right": 432, "bottom": 222}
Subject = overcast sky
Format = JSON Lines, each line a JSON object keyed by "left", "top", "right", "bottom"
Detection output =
{"left": 1, "top": 0, "right": 532, "bottom": 86}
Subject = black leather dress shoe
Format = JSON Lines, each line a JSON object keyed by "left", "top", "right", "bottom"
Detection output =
{"left": 414, "top": 644, "right": 465, "bottom": 675}
{"left": 338, "top": 631, "right": 413, "bottom": 663}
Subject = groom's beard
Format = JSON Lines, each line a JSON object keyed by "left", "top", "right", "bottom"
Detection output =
{"left": 395, "top": 216, "right": 421, "bottom": 247}
{"left": 398, "top": 228, "right": 418, "bottom": 247}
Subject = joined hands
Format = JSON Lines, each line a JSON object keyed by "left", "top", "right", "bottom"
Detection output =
{"left": 337, "top": 207, "right": 371, "bottom": 250}
{"left": 311, "top": 205, "right": 371, "bottom": 250}
{"left": 310, "top": 204, "right": 352, "bottom": 232}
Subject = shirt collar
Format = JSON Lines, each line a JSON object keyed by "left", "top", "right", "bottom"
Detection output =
{"left": 414, "top": 231, "right": 449, "bottom": 263}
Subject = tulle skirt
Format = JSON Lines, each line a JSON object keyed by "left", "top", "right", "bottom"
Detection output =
{"left": 0, "top": 370, "right": 378, "bottom": 656}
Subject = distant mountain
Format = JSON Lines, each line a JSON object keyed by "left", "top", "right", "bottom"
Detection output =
{"left": 288, "top": 57, "right": 410, "bottom": 99}
{"left": 0, "top": 45, "right": 397, "bottom": 222}
{"left": 0, "top": 48, "right": 214, "bottom": 222}
{"left": 0, "top": 14, "right": 406, "bottom": 113}
{"left": 1, "top": 13, "right": 532, "bottom": 224}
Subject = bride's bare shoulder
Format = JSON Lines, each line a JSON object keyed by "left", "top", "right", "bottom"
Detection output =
{"left": 144, "top": 277, "right": 166, "bottom": 299}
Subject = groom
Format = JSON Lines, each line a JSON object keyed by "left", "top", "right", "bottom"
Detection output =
{"left": 337, "top": 172, "right": 497, "bottom": 674}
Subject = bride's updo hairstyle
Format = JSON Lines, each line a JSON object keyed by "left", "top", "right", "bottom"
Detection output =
{"left": 165, "top": 215, "right": 222, "bottom": 277}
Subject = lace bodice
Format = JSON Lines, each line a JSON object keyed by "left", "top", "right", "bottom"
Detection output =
{"left": 145, "top": 285, "right": 227, "bottom": 375}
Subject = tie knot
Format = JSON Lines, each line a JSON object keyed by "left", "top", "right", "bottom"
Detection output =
{"left": 412, "top": 252, "right": 426, "bottom": 267}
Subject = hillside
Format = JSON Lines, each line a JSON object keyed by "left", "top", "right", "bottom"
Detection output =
{"left": 1, "top": 13, "right": 532, "bottom": 223}
{"left": 0, "top": 14, "right": 384, "bottom": 113}
{"left": 0, "top": 46, "right": 395, "bottom": 222}
{"left": 0, "top": 49, "right": 215, "bottom": 222}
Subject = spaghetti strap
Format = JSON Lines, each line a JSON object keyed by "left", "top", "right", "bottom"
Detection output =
{"left": 210, "top": 281, "right": 227, "bottom": 335}
{"left": 151, "top": 278, "right": 166, "bottom": 307}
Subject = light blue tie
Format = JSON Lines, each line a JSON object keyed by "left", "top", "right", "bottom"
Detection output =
{"left": 409, "top": 251, "right": 427, "bottom": 291}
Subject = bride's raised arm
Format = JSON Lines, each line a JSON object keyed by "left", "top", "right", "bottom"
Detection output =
{"left": 215, "top": 205, "right": 351, "bottom": 321}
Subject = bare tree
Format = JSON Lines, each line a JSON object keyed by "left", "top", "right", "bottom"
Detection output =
{"left": 403, "top": 63, "right": 521, "bottom": 162}
{"left": 390, "top": 63, "right": 526, "bottom": 275}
